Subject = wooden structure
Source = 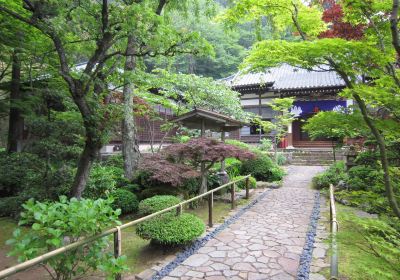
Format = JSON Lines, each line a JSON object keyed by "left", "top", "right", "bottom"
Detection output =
{"left": 171, "top": 108, "right": 247, "bottom": 193}
{"left": 222, "top": 64, "right": 350, "bottom": 148}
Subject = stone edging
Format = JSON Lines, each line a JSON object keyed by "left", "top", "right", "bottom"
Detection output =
{"left": 297, "top": 191, "right": 321, "bottom": 280}
{"left": 151, "top": 189, "right": 271, "bottom": 280}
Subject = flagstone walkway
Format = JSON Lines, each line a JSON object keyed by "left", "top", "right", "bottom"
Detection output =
{"left": 163, "top": 166, "right": 326, "bottom": 280}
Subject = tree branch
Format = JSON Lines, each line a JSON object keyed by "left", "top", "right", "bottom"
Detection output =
{"left": 390, "top": 0, "right": 400, "bottom": 60}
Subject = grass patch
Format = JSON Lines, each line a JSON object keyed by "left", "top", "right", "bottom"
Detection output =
{"left": 321, "top": 204, "right": 400, "bottom": 280}
{"left": 0, "top": 218, "right": 19, "bottom": 250}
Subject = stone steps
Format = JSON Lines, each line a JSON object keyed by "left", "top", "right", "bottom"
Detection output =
{"left": 284, "top": 150, "right": 342, "bottom": 165}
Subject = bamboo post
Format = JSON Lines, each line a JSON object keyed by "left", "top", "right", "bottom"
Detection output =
{"left": 329, "top": 184, "right": 339, "bottom": 280}
{"left": 114, "top": 227, "right": 122, "bottom": 280}
{"left": 208, "top": 192, "right": 213, "bottom": 227}
{"left": 176, "top": 203, "right": 182, "bottom": 216}
{"left": 231, "top": 183, "right": 236, "bottom": 209}
{"left": 245, "top": 176, "right": 250, "bottom": 199}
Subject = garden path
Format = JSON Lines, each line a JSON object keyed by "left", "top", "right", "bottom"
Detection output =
{"left": 162, "top": 165, "right": 326, "bottom": 280}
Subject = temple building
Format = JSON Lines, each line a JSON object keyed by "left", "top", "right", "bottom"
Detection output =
{"left": 222, "top": 64, "right": 350, "bottom": 149}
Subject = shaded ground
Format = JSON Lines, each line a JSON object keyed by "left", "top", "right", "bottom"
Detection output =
{"left": 163, "top": 166, "right": 326, "bottom": 280}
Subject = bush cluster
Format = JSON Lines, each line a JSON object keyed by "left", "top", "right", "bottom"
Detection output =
{"left": 241, "top": 154, "right": 284, "bottom": 182}
{"left": 7, "top": 196, "right": 126, "bottom": 279}
{"left": 136, "top": 195, "right": 205, "bottom": 245}
{"left": 312, "top": 161, "right": 348, "bottom": 189}
{"left": 138, "top": 195, "right": 181, "bottom": 216}
{"left": 111, "top": 189, "right": 139, "bottom": 214}
{"left": 136, "top": 213, "right": 205, "bottom": 245}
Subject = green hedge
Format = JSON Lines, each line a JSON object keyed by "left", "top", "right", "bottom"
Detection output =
{"left": 231, "top": 176, "right": 257, "bottom": 189}
{"left": 111, "top": 189, "right": 139, "bottom": 214}
{"left": 136, "top": 213, "right": 205, "bottom": 245}
{"left": 241, "top": 154, "right": 284, "bottom": 182}
{"left": 138, "top": 195, "right": 181, "bottom": 216}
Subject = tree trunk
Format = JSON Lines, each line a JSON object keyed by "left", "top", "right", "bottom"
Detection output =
{"left": 7, "top": 51, "right": 24, "bottom": 153}
{"left": 199, "top": 167, "right": 207, "bottom": 195}
{"left": 122, "top": 35, "right": 140, "bottom": 180}
{"left": 353, "top": 94, "right": 400, "bottom": 219}
{"left": 70, "top": 141, "right": 98, "bottom": 198}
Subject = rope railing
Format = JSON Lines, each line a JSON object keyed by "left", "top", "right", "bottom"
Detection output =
{"left": 0, "top": 175, "right": 252, "bottom": 280}
{"left": 329, "top": 184, "right": 339, "bottom": 280}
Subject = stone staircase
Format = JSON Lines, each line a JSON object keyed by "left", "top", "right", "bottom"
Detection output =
{"left": 284, "top": 149, "right": 343, "bottom": 166}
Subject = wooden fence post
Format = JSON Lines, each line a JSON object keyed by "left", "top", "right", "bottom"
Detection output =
{"left": 208, "top": 192, "right": 213, "bottom": 227}
{"left": 114, "top": 227, "right": 122, "bottom": 280}
{"left": 231, "top": 183, "right": 236, "bottom": 209}
{"left": 245, "top": 176, "right": 250, "bottom": 199}
{"left": 176, "top": 203, "right": 182, "bottom": 216}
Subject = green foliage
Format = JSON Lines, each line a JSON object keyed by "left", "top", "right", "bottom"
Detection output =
{"left": 312, "top": 161, "right": 348, "bottom": 189}
{"left": 241, "top": 154, "right": 284, "bottom": 182}
{"left": 337, "top": 211, "right": 400, "bottom": 280}
{"left": 0, "top": 196, "right": 25, "bottom": 218}
{"left": 303, "top": 111, "right": 365, "bottom": 141}
{"left": 0, "top": 152, "right": 45, "bottom": 196}
{"left": 84, "top": 164, "right": 124, "bottom": 199}
{"left": 232, "top": 176, "right": 256, "bottom": 189}
{"left": 138, "top": 195, "right": 182, "bottom": 216}
{"left": 220, "top": 0, "right": 326, "bottom": 39}
{"left": 225, "top": 139, "right": 251, "bottom": 150}
{"left": 136, "top": 213, "right": 205, "bottom": 245}
{"left": 276, "top": 153, "right": 287, "bottom": 166}
{"left": 347, "top": 165, "right": 384, "bottom": 192}
{"left": 111, "top": 189, "right": 139, "bottom": 215}
{"left": 335, "top": 190, "right": 392, "bottom": 214}
{"left": 139, "top": 186, "right": 182, "bottom": 201}
{"left": 258, "top": 138, "right": 273, "bottom": 152}
{"left": 7, "top": 196, "right": 126, "bottom": 279}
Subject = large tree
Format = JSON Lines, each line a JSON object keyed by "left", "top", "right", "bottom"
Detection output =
{"left": 0, "top": 0, "right": 215, "bottom": 197}
{"left": 222, "top": 0, "right": 400, "bottom": 218}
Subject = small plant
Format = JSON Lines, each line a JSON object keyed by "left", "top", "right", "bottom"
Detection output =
{"left": 138, "top": 195, "right": 181, "bottom": 216}
{"left": 7, "top": 196, "right": 127, "bottom": 280}
{"left": 111, "top": 189, "right": 139, "bottom": 214}
{"left": 136, "top": 213, "right": 205, "bottom": 245}
{"left": 231, "top": 176, "right": 257, "bottom": 189}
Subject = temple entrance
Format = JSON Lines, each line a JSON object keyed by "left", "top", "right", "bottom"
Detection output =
{"left": 292, "top": 115, "right": 332, "bottom": 148}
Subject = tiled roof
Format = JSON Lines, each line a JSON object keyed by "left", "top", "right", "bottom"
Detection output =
{"left": 223, "top": 64, "right": 345, "bottom": 91}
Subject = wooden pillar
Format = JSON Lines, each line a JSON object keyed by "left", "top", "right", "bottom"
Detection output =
{"left": 200, "top": 119, "right": 207, "bottom": 194}
{"left": 221, "top": 130, "right": 226, "bottom": 172}
{"left": 245, "top": 177, "right": 250, "bottom": 199}
{"left": 114, "top": 228, "right": 122, "bottom": 280}
{"left": 231, "top": 183, "right": 236, "bottom": 209}
{"left": 208, "top": 192, "right": 213, "bottom": 227}
{"left": 286, "top": 121, "right": 294, "bottom": 149}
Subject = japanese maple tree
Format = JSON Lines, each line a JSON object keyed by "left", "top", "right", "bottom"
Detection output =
{"left": 139, "top": 138, "right": 255, "bottom": 194}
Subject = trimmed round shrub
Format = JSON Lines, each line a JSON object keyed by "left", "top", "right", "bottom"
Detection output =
{"left": 139, "top": 187, "right": 181, "bottom": 200}
{"left": 232, "top": 176, "right": 257, "bottom": 189}
{"left": 111, "top": 189, "right": 139, "bottom": 214}
{"left": 138, "top": 195, "right": 181, "bottom": 215}
{"left": 136, "top": 213, "right": 205, "bottom": 245}
{"left": 241, "top": 155, "right": 284, "bottom": 182}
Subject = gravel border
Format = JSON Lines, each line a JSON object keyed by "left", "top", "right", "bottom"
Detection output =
{"left": 151, "top": 189, "right": 271, "bottom": 280}
{"left": 297, "top": 191, "right": 321, "bottom": 280}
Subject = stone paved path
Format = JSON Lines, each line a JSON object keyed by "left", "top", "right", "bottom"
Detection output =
{"left": 163, "top": 166, "right": 326, "bottom": 280}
